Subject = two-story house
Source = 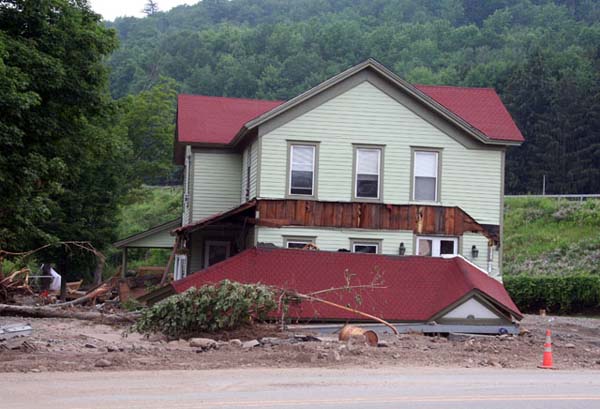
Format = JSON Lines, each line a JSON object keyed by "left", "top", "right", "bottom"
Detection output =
{"left": 118, "top": 59, "right": 524, "bottom": 331}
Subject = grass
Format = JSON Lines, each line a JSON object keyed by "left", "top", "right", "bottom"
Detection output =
{"left": 108, "top": 185, "right": 182, "bottom": 273}
{"left": 116, "top": 185, "right": 182, "bottom": 238}
{"left": 503, "top": 197, "right": 600, "bottom": 276}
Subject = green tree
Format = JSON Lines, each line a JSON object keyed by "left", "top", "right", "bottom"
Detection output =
{"left": 113, "top": 78, "right": 179, "bottom": 185}
{"left": 143, "top": 1, "right": 159, "bottom": 16}
{"left": 0, "top": 0, "right": 123, "bottom": 280}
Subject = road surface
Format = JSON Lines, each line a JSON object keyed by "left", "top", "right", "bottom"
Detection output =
{"left": 2, "top": 367, "right": 600, "bottom": 408}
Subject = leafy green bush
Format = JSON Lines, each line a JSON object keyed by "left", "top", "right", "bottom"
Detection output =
{"left": 133, "top": 280, "right": 277, "bottom": 338}
{"left": 504, "top": 274, "right": 600, "bottom": 315}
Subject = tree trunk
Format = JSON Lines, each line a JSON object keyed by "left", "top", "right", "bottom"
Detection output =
{"left": 0, "top": 304, "right": 139, "bottom": 324}
{"left": 93, "top": 255, "right": 105, "bottom": 285}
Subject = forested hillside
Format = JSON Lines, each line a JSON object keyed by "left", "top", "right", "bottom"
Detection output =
{"left": 1, "top": 0, "right": 599, "bottom": 278}
{"left": 107, "top": 0, "right": 600, "bottom": 195}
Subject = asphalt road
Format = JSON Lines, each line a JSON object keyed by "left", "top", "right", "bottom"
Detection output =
{"left": 2, "top": 367, "right": 600, "bottom": 409}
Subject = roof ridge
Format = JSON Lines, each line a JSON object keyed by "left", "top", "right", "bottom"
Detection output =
{"left": 415, "top": 84, "right": 496, "bottom": 91}
{"left": 178, "top": 93, "right": 283, "bottom": 103}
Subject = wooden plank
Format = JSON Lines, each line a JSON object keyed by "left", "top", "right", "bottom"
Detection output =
{"left": 254, "top": 199, "right": 495, "bottom": 241}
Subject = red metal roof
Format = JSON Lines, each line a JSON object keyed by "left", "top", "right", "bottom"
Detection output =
{"left": 177, "top": 94, "right": 282, "bottom": 145}
{"left": 177, "top": 84, "right": 523, "bottom": 146}
{"left": 415, "top": 85, "right": 524, "bottom": 142}
{"left": 172, "top": 247, "right": 522, "bottom": 322}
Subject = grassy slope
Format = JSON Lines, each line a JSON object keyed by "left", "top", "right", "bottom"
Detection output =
{"left": 111, "top": 186, "right": 182, "bottom": 271}
{"left": 503, "top": 197, "right": 600, "bottom": 275}
{"left": 114, "top": 188, "right": 600, "bottom": 275}
{"left": 116, "top": 186, "right": 182, "bottom": 238}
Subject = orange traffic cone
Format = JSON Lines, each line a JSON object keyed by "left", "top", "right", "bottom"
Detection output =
{"left": 538, "top": 329, "right": 554, "bottom": 369}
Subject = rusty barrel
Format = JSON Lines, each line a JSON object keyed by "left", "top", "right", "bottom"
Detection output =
{"left": 338, "top": 325, "right": 378, "bottom": 346}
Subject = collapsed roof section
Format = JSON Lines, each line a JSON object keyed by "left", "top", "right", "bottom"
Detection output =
{"left": 170, "top": 247, "right": 522, "bottom": 323}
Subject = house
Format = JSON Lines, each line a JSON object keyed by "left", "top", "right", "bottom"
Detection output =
{"left": 117, "top": 59, "right": 525, "bottom": 330}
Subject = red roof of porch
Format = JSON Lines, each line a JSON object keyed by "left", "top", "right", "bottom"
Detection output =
{"left": 172, "top": 247, "right": 522, "bottom": 322}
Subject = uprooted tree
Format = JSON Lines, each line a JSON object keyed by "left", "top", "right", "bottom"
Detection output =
{"left": 133, "top": 280, "right": 278, "bottom": 338}
{"left": 133, "top": 272, "right": 395, "bottom": 339}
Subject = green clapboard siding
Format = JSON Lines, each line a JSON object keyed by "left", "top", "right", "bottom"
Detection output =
{"left": 259, "top": 81, "right": 502, "bottom": 225}
{"left": 461, "top": 232, "right": 500, "bottom": 279}
{"left": 257, "top": 226, "right": 413, "bottom": 255}
{"left": 123, "top": 228, "right": 175, "bottom": 248}
{"left": 192, "top": 150, "right": 242, "bottom": 221}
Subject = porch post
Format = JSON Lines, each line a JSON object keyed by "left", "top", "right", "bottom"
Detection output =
{"left": 121, "top": 247, "right": 128, "bottom": 278}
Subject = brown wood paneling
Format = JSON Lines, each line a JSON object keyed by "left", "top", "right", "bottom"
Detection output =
{"left": 256, "top": 199, "right": 498, "bottom": 242}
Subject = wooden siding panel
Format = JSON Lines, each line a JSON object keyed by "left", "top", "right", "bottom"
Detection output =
{"left": 259, "top": 81, "right": 502, "bottom": 224}
{"left": 256, "top": 200, "right": 497, "bottom": 241}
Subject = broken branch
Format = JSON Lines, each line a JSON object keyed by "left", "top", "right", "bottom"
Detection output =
{"left": 0, "top": 304, "right": 140, "bottom": 324}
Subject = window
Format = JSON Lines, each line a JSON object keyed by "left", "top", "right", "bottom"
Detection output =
{"left": 204, "top": 241, "right": 230, "bottom": 268}
{"left": 184, "top": 153, "right": 191, "bottom": 208}
{"left": 351, "top": 240, "right": 381, "bottom": 254}
{"left": 289, "top": 144, "right": 315, "bottom": 196}
{"left": 284, "top": 237, "right": 316, "bottom": 249}
{"left": 413, "top": 150, "right": 439, "bottom": 201}
{"left": 245, "top": 145, "right": 251, "bottom": 201}
{"left": 416, "top": 236, "right": 457, "bottom": 257}
{"left": 174, "top": 254, "right": 187, "bottom": 281}
{"left": 355, "top": 148, "right": 381, "bottom": 199}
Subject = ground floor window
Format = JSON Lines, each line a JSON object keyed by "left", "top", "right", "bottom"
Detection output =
{"left": 351, "top": 240, "right": 381, "bottom": 254}
{"left": 204, "top": 240, "right": 230, "bottom": 268}
{"left": 174, "top": 254, "right": 188, "bottom": 281}
{"left": 416, "top": 236, "right": 457, "bottom": 257}
{"left": 284, "top": 236, "right": 317, "bottom": 249}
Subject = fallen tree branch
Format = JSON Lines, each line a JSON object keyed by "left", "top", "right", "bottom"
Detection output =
{"left": 0, "top": 304, "right": 140, "bottom": 324}
{"left": 290, "top": 292, "right": 399, "bottom": 335}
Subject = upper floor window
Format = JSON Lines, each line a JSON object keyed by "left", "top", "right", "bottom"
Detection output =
{"left": 355, "top": 147, "right": 381, "bottom": 199}
{"left": 416, "top": 236, "right": 457, "bottom": 257}
{"left": 413, "top": 150, "right": 439, "bottom": 202}
{"left": 183, "top": 152, "right": 191, "bottom": 208}
{"left": 245, "top": 145, "right": 252, "bottom": 201}
{"left": 289, "top": 144, "right": 316, "bottom": 196}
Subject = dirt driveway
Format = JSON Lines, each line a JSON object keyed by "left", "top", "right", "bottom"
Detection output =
{"left": 1, "top": 314, "right": 599, "bottom": 373}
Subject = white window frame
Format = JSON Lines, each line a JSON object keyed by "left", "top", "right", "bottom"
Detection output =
{"left": 284, "top": 236, "right": 316, "bottom": 249}
{"left": 245, "top": 145, "right": 252, "bottom": 201}
{"left": 413, "top": 150, "right": 439, "bottom": 202}
{"left": 354, "top": 147, "right": 382, "bottom": 200}
{"left": 351, "top": 241, "right": 380, "bottom": 254}
{"left": 416, "top": 236, "right": 458, "bottom": 257}
{"left": 288, "top": 144, "right": 316, "bottom": 196}
{"left": 174, "top": 254, "right": 188, "bottom": 281}
{"left": 204, "top": 240, "right": 231, "bottom": 268}
{"left": 183, "top": 152, "right": 191, "bottom": 208}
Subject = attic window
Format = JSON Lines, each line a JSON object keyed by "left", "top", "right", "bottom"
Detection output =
{"left": 355, "top": 147, "right": 381, "bottom": 199}
{"left": 289, "top": 144, "right": 316, "bottom": 196}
